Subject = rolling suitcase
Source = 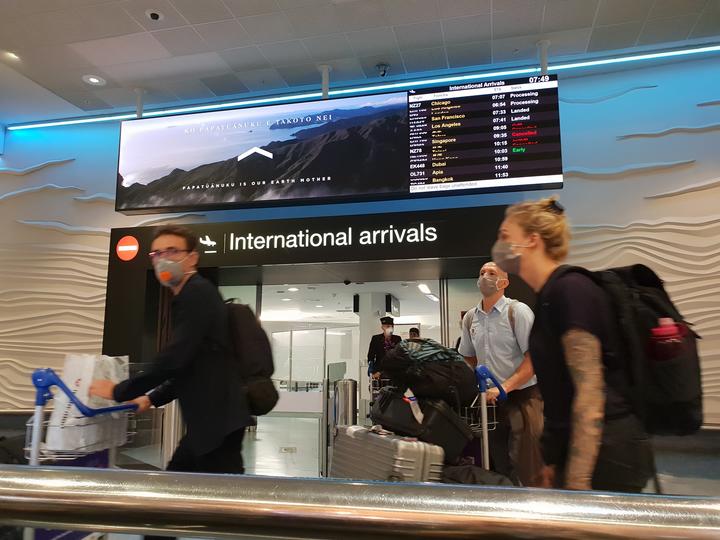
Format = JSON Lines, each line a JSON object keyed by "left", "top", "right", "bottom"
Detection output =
{"left": 330, "top": 425, "right": 444, "bottom": 483}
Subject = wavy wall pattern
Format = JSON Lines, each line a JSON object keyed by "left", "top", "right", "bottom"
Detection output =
{"left": 617, "top": 123, "right": 720, "bottom": 140}
{"left": 559, "top": 85, "right": 657, "bottom": 104}
{"left": 0, "top": 243, "right": 108, "bottom": 409}
{"left": 564, "top": 160, "right": 695, "bottom": 179}
{"left": 0, "top": 159, "right": 74, "bottom": 176}
{"left": 645, "top": 177, "right": 720, "bottom": 199}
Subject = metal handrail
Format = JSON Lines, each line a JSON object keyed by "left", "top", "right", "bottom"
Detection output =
{"left": 1, "top": 464, "right": 719, "bottom": 539}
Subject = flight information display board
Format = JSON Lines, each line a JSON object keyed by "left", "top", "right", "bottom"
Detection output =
{"left": 408, "top": 75, "right": 562, "bottom": 193}
{"left": 116, "top": 75, "right": 562, "bottom": 214}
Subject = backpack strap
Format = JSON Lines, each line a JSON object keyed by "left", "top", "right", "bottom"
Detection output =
{"left": 463, "top": 306, "right": 478, "bottom": 336}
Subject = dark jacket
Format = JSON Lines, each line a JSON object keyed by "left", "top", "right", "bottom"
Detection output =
{"left": 367, "top": 333, "right": 401, "bottom": 375}
{"left": 113, "top": 274, "right": 251, "bottom": 456}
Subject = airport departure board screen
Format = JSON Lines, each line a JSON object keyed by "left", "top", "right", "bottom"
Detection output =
{"left": 116, "top": 75, "right": 562, "bottom": 214}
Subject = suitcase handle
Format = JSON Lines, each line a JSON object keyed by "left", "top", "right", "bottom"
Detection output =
{"left": 32, "top": 368, "right": 138, "bottom": 416}
{"left": 475, "top": 365, "right": 507, "bottom": 402}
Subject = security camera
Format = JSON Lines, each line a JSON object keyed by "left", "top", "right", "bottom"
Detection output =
{"left": 343, "top": 279, "right": 352, "bottom": 285}
{"left": 145, "top": 10, "right": 164, "bottom": 21}
{"left": 376, "top": 63, "right": 389, "bottom": 78}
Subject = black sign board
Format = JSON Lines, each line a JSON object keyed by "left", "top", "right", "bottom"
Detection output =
{"left": 103, "top": 206, "right": 506, "bottom": 359}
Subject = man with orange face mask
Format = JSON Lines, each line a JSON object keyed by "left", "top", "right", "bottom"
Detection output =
{"left": 90, "top": 226, "right": 251, "bottom": 514}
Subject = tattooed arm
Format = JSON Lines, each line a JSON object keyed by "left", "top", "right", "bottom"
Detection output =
{"left": 561, "top": 328, "right": 606, "bottom": 490}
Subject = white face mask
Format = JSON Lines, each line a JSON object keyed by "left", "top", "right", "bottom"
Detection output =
{"left": 477, "top": 275, "right": 501, "bottom": 297}
{"left": 383, "top": 327, "right": 394, "bottom": 336}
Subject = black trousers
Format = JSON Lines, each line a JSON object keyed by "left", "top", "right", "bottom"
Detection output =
{"left": 146, "top": 428, "right": 245, "bottom": 540}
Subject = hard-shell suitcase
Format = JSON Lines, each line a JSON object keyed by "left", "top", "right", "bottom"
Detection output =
{"left": 330, "top": 425, "right": 444, "bottom": 483}
{"left": 370, "top": 388, "right": 472, "bottom": 463}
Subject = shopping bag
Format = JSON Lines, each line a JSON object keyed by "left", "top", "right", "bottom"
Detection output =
{"left": 45, "top": 354, "right": 129, "bottom": 452}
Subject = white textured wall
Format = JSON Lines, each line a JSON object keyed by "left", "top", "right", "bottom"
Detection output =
{"left": 1, "top": 56, "right": 718, "bottom": 423}
{"left": 0, "top": 124, "right": 205, "bottom": 410}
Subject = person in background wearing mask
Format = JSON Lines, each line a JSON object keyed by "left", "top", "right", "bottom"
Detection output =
{"left": 492, "top": 197, "right": 654, "bottom": 492}
{"left": 367, "top": 316, "right": 402, "bottom": 379}
{"left": 90, "top": 226, "right": 251, "bottom": 524}
{"left": 409, "top": 327, "right": 420, "bottom": 339}
{"left": 459, "top": 262, "right": 543, "bottom": 486}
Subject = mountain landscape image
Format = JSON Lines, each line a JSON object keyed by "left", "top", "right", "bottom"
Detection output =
{"left": 117, "top": 95, "right": 409, "bottom": 211}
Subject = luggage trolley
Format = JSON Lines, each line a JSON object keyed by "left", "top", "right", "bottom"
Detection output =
{"left": 26, "top": 368, "right": 137, "bottom": 466}
{"left": 459, "top": 365, "right": 507, "bottom": 470}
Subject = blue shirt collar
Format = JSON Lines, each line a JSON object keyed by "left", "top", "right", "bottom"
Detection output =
{"left": 478, "top": 295, "right": 508, "bottom": 314}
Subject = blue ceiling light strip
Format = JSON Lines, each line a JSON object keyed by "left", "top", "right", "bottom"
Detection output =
{"left": 7, "top": 113, "right": 137, "bottom": 130}
{"left": 7, "top": 43, "right": 720, "bottom": 131}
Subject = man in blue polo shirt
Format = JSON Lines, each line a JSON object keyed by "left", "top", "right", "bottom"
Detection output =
{"left": 459, "top": 262, "right": 544, "bottom": 486}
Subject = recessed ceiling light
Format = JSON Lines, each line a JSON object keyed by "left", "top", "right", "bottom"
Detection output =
{"left": 4, "top": 51, "right": 20, "bottom": 61}
{"left": 281, "top": 298, "right": 292, "bottom": 302}
{"left": 288, "top": 287, "right": 299, "bottom": 292}
{"left": 82, "top": 74, "right": 106, "bottom": 86}
{"left": 426, "top": 294, "right": 440, "bottom": 302}
{"left": 315, "top": 305, "right": 324, "bottom": 308}
{"left": 418, "top": 283, "right": 431, "bottom": 294}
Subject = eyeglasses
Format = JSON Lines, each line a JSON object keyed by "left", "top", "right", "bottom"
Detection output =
{"left": 148, "top": 248, "right": 190, "bottom": 260}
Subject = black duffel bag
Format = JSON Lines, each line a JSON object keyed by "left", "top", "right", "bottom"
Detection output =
{"left": 380, "top": 339, "right": 478, "bottom": 409}
{"left": 370, "top": 387, "right": 473, "bottom": 463}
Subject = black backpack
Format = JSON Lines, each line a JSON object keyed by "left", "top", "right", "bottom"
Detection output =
{"left": 380, "top": 339, "right": 478, "bottom": 409}
{"left": 225, "top": 301, "right": 279, "bottom": 416}
{"left": 556, "top": 265, "right": 702, "bottom": 436}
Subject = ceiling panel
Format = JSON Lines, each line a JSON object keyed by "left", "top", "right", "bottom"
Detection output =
{"left": 401, "top": 46, "right": 447, "bottom": 72}
{"left": 333, "top": 0, "right": 387, "bottom": 32}
{"left": 276, "top": 63, "right": 324, "bottom": 86}
{"left": 194, "top": 20, "right": 253, "bottom": 50}
{"left": 200, "top": 74, "right": 249, "bottom": 96}
{"left": 239, "top": 12, "right": 297, "bottom": 44}
{"left": 382, "top": 0, "right": 439, "bottom": 25}
{"left": 69, "top": 33, "right": 172, "bottom": 66}
{"left": 303, "top": 34, "right": 356, "bottom": 62}
{"left": 169, "top": 0, "right": 233, "bottom": 24}
{"left": 103, "top": 52, "right": 230, "bottom": 83}
{"left": 346, "top": 26, "right": 399, "bottom": 56}
{"left": 543, "top": 0, "right": 599, "bottom": 33}
{"left": 53, "top": 89, "right": 113, "bottom": 111}
{"left": 691, "top": 2, "right": 720, "bottom": 38}
{"left": 638, "top": 14, "right": 700, "bottom": 45}
{"left": 587, "top": 21, "right": 644, "bottom": 52}
{"left": 596, "top": 0, "right": 654, "bottom": 26}
{"left": 258, "top": 40, "right": 313, "bottom": 67}
{"left": 649, "top": 0, "right": 707, "bottom": 19}
{"left": 493, "top": 3, "right": 545, "bottom": 39}
{"left": 219, "top": 46, "right": 271, "bottom": 71}
{"left": 440, "top": 0, "right": 492, "bottom": 19}
{"left": 394, "top": 21, "right": 444, "bottom": 50}
{"left": 442, "top": 14, "right": 492, "bottom": 45}
{"left": 446, "top": 41, "right": 492, "bottom": 68}
{"left": 223, "top": 0, "right": 281, "bottom": 18}
{"left": 236, "top": 67, "right": 289, "bottom": 92}
{"left": 152, "top": 27, "right": 210, "bottom": 56}
{"left": 321, "top": 57, "right": 366, "bottom": 82}
{"left": 151, "top": 78, "right": 216, "bottom": 100}
{"left": 284, "top": 4, "right": 342, "bottom": 38}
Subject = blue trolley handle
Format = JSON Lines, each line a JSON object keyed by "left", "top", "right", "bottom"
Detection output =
{"left": 32, "top": 368, "right": 138, "bottom": 416}
{"left": 475, "top": 365, "right": 507, "bottom": 402}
